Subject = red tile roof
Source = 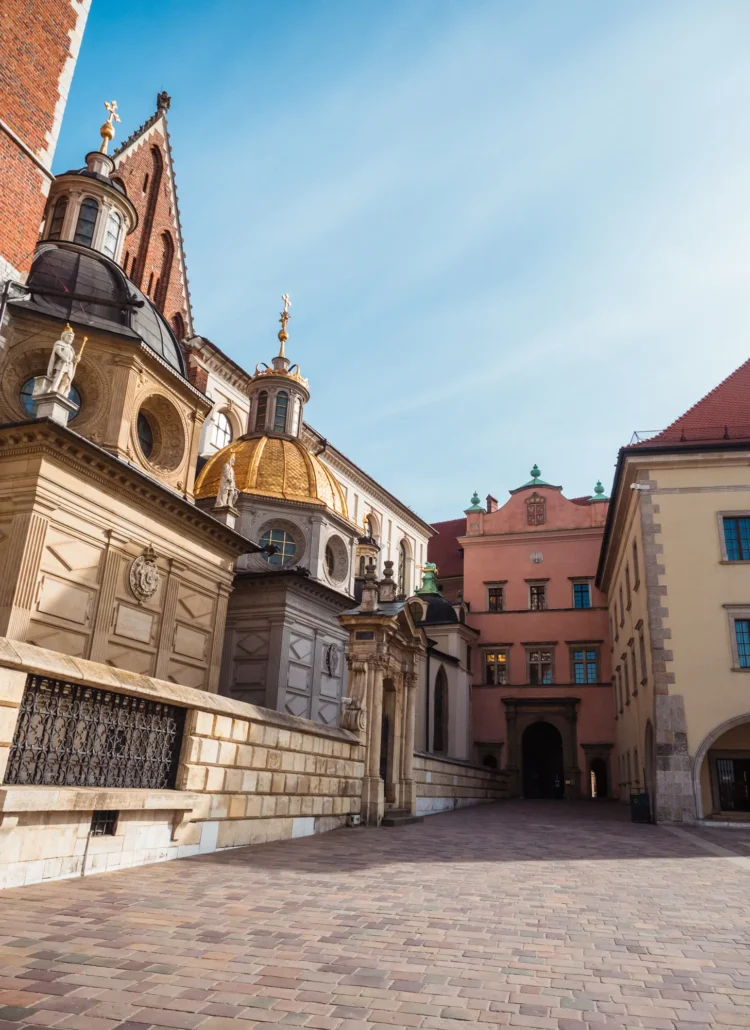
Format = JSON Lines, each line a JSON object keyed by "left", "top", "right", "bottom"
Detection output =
{"left": 646, "top": 358, "right": 750, "bottom": 444}
{"left": 428, "top": 517, "right": 465, "bottom": 579}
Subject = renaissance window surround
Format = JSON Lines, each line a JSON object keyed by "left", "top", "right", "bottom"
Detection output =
{"left": 526, "top": 646, "right": 553, "bottom": 685}
{"left": 528, "top": 582, "right": 548, "bottom": 611}
{"left": 571, "top": 646, "right": 598, "bottom": 684}
{"left": 484, "top": 650, "right": 509, "bottom": 685}
{"left": 720, "top": 515, "right": 750, "bottom": 562}
{"left": 487, "top": 584, "right": 505, "bottom": 612}
{"left": 572, "top": 580, "right": 591, "bottom": 609}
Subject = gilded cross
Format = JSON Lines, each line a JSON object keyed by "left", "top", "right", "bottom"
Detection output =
{"left": 281, "top": 293, "right": 291, "bottom": 314}
{"left": 104, "top": 100, "right": 120, "bottom": 125}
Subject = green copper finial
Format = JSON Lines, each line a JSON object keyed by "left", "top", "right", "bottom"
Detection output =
{"left": 590, "top": 479, "right": 609, "bottom": 502}
{"left": 416, "top": 562, "right": 441, "bottom": 596}
{"left": 594, "top": 480, "right": 604, "bottom": 495}
{"left": 530, "top": 464, "right": 541, "bottom": 481}
{"left": 465, "top": 490, "right": 484, "bottom": 513}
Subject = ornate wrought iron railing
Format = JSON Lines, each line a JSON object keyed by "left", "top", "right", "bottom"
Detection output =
{"left": 3, "top": 675, "right": 185, "bottom": 789}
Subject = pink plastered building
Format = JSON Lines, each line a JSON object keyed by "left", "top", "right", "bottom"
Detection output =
{"left": 430, "top": 467, "right": 615, "bottom": 800}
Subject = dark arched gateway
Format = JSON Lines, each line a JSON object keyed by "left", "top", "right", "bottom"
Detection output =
{"left": 522, "top": 721, "right": 564, "bottom": 799}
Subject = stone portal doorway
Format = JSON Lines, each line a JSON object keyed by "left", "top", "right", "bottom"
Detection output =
{"left": 522, "top": 721, "right": 564, "bottom": 799}
{"left": 590, "top": 757, "right": 608, "bottom": 798}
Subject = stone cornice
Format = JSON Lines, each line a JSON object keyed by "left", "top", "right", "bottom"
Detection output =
{"left": 459, "top": 525, "right": 605, "bottom": 547}
{"left": 0, "top": 420, "right": 258, "bottom": 556}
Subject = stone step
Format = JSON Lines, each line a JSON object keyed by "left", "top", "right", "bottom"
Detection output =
{"left": 381, "top": 810, "right": 424, "bottom": 827}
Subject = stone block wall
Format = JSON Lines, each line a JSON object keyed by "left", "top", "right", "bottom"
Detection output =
{"left": 413, "top": 751, "right": 508, "bottom": 816}
{"left": 0, "top": 638, "right": 363, "bottom": 890}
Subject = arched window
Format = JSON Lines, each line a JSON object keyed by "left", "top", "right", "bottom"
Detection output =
{"left": 211, "top": 411, "right": 232, "bottom": 449}
{"left": 103, "top": 210, "right": 122, "bottom": 258}
{"left": 397, "top": 539, "right": 407, "bottom": 596}
{"left": 172, "top": 312, "right": 185, "bottom": 340}
{"left": 73, "top": 198, "right": 99, "bottom": 247}
{"left": 47, "top": 197, "right": 67, "bottom": 240}
{"left": 254, "top": 391, "right": 268, "bottom": 431}
{"left": 133, "top": 147, "right": 163, "bottom": 287}
{"left": 154, "top": 231, "right": 174, "bottom": 311}
{"left": 273, "top": 391, "right": 289, "bottom": 433}
{"left": 358, "top": 555, "right": 366, "bottom": 576}
{"left": 433, "top": 666, "right": 448, "bottom": 753}
{"left": 364, "top": 515, "right": 377, "bottom": 541}
{"left": 290, "top": 395, "right": 302, "bottom": 436}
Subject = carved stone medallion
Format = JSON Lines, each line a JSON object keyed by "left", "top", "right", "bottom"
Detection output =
{"left": 129, "top": 546, "right": 160, "bottom": 603}
{"left": 324, "top": 643, "right": 341, "bottom": 677}
{"left": 529, "top": 551, "right": 543, "bottom": 564}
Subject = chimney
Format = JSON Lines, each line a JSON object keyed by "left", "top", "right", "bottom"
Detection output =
{"left": 486, "top": 494, "right": 498, "bottom": 513}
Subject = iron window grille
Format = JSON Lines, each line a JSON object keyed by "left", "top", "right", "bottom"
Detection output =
{"left": 90, "top": 810, "right": 118, "bottom": 836}
{"left": 3, "top": 675, "right": 185, "bottom": 789}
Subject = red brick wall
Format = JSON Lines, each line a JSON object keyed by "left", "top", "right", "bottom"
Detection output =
{"left": 0, "top": 0, "right": 89, "bottom": 279}
{"left": 114, "top": 126, "right": 191, "bottom": 340}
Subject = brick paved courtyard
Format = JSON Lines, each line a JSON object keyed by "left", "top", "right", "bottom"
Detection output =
{"left": 1, "top": 803, "right": 750, "bottom": 1030}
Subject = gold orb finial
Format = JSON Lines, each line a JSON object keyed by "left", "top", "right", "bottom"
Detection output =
{"left": 99, "top": 100, "right": 120, "bottom": 154}
{"left": 277, "top": 293, "right": 291, "bottom": 357}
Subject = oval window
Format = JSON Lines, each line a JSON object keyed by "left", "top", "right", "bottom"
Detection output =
{"left": 259, "top": 528, "right": 296, "bottom": 566}
{"left": 20, "top": 376, "right": 81, "bottom": 420}
{"left": 325, "top": 544, "right": 335, "bottom": 577}
{"left": 137, "top": 411, "right": 154, "bottom": 458}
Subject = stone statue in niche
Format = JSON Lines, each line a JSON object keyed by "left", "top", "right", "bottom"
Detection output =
{"left": 129, "top": 545, "right": 160, "bottom": 603}
{"left": 45, "top": 323, "right": 85, "bottom": 396}
{"left": 215, "top": 454, "right": 239, "bottom": 509}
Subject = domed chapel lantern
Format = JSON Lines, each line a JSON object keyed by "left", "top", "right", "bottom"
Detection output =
{"left": 247, "top": 294, "right": 310, "bottom": 439}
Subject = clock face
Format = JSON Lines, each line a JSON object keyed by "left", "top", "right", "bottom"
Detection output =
{"left": 530, "top": 552, "right": 543, "bottom": 564}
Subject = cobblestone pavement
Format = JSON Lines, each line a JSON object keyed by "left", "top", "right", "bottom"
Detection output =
{"left": 1, "top": 802, "right": 750, "bottom": 1030}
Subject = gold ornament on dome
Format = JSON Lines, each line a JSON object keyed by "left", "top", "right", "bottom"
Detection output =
{"left": 99, "top": 100, "right": 120, "bottom": 154}
{"left": 250, "top": 293, "right": 309, "bottom": 386}
{"left": 194, "top": 435, "right": 351, "bottom": 520}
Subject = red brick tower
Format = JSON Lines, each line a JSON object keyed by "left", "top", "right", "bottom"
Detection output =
{"left": 0, "top": 0, "right": 91, "bottom": 285}
{"left": 112, "top": 93, "right": 194, "bottom": 342}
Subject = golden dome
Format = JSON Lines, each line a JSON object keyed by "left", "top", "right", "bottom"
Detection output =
{"left": 195, "top": 435, "right": 349, "bottom": 518}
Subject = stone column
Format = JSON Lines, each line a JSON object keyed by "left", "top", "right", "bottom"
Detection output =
{"left": 362, "top": 658, "right": 385, "bottom": 825}
{"left": 154, "top": 559, "right": 185, "bottom": 680}
{"left": 400, "top": 670, "right": 417, "bottom": 814}
{"left": 0, "top": 507, "right": 51, "bottom": 640}
{"left": 89, "top": 530, "right": 129, "bottom": 663}
{"left": 387, "top": 675, "right": 403, "bottom": 807}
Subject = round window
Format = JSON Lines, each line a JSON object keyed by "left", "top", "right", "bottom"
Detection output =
{"left": 260, "top": 528, "right": 297, "bottom": 566}
{"left": 325, "top": 544, "right": 335, "bottom": 577}
{"left": 137, "top": 411, "right": 154, "bottom": 458}
{"left": 20, "top": 376, "right": 81, "bottom": 420}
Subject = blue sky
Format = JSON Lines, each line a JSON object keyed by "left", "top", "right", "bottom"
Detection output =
{"left": 56, "top": 0, "right": 750, "bottom": 522}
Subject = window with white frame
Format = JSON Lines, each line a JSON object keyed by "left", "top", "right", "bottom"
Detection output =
{"left": 484, "top": 650, "right": 509, "bottom": 685}
{"left": 526, "top": 647, "right": 553, "bottom": 684}
{"left": 211, "top": 411, "right": 232, "bottom": 449}
{"left": 103, "top": 210, "right": 122, "bottom": 258}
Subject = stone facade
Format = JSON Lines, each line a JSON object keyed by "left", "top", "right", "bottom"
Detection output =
{"left": 413, "top": 752, "right": 509, "bottom": 815}
{"left": 0, "top": 638, "right": 363, "bottom": 889}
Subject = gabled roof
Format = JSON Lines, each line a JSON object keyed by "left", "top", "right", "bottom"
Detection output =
{"left": 428, "top": 517, "right": 465, "bottom": 579}
{"left": 113, "top": 93, "right": 194, "bottom": 338}
{"left": 645, "top": 357, "right": 750, "bottom": 444}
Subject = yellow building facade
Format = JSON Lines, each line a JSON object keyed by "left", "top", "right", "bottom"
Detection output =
{"left": 598, "top": 361, "right": 750, "bottom": 822}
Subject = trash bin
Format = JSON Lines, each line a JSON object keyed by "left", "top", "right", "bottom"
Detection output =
{"left": 630, "top": 790, "right": 651, "bottom": 823}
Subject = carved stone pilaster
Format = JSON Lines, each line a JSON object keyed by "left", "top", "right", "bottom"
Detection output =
{"left": 0, "top": 509, "right": 51, "bottom": 640}
{"left": 154, "top": 559, "right": 185, "bottom": 680}
{"left": 89, "top": 530, "right": 129, "bottom": 663}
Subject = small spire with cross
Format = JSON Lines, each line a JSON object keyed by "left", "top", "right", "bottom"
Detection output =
{"left": 99, "top": 100, "right": 121, "bottom": 154}
{"left": 277, "top": 293, "right": 291, "bottom": 357}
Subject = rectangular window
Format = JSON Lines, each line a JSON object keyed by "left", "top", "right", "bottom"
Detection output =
{"left": 484, "top": 651, "right": 508, "bottom": 685}
{"left": 616, "top": 669, "right": 623, "bottom": 712}
{"left": 527, "top": 648, "right": 553, "bottom": 685}
{"left": 632, "top": 539, "right": 640, "bottom": 586}
{"left": 639, "top": 631, "right": 648, "bottom": 684}
{"left": 619, "top": 586, "right": 625, "bottom": 626}
{"left": 571, "top": 646, "right": 598, "bottom": 683}
{"left": 573, "top": 582, "right": 591, "bottom": 609}
{"left": 487, "top": 586, "right": 504, "bottom": 612}
{"left": 724, "top": 517, "right": 750, "bottom": 561}
{"left": 529, "top": 584, "right": 547, "bottom": 611}
{"left": 630, "top": 649, "right": 638, "bottom": 696}
{"left": 735, "top": 620, "right": 750, "bottom": 668}
{"left": 623, "top": 656, "right": 630, "bottom": 704}
{"left": 633, "top": 747, "right": 639, "bottom": 786}
{"left": 625, "top": 565, "right": 632, "bottom": 609}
